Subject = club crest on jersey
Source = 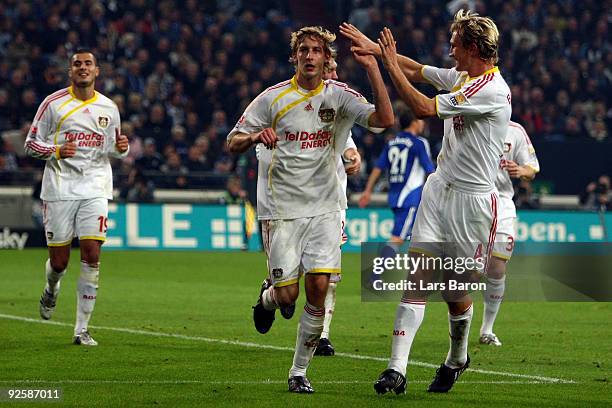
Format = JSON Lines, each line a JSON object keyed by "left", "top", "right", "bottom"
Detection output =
{"left": 47, "top": 231, "right": 54, "bottom": 240}
{"left": 97, "top": 115, "right": 110, "bottom": 129}
{"left": 503, "top": 142, "right": 512, "bottom": 153}
{"left": 318, "top": 108, "right": 335, "bottom": 122}
{"left": 272, "top": 268, "right": 283, "bottom": 279}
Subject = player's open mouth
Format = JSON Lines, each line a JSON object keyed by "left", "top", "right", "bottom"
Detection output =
{"left": 305, "top": 64, "right": 315, "bottom": 70}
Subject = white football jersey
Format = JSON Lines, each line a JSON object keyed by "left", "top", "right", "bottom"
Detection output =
{"left": 229, "top": 76, "right": 378, "bottom": 220}
{"left": 24, "top": 87, "right": 127, "bottom": 201}
{"left": 336, "top": 133, "right": 357, "bottom": 195}
{"left": 496, "top": 121, "right": 540, "bottom": 218}
{"left": 422, "top": 66, "right": 512, "bottom": 193}
{"left": 256, "top": 133, "right": 356, "bottom": 219}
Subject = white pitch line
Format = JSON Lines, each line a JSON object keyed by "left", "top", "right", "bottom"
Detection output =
{"left": 0, "top": 313, "right": 575, "bottom": 384}
{"left": 0, "top": 379, "right": 568, "bottom": 385}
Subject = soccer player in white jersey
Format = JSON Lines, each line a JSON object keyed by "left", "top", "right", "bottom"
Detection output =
{"left": 341, "top": 10, "right": 511, "bottom": 394}
{"left": 227, "top": 26, "right": 393, "bottom": 393}
{"left": 24, "top": 49, "right": 129, "bottom": 346}
{"left": 316, "top": 56, "right": 362, "bottom": 357}
{"left": 480, "top": 120, "right": 539, "bottom": 346}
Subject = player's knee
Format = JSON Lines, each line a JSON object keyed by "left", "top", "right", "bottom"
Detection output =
{"left": 80, "top": 241, "right": 101, "bottom": 264}
{"left": 275, "top": 285, "right": 298, "bottom": 306}
{"left": 486, "top": 257, "right": 507, "bottom": 280}
{"left": 49, "top": 257, "right": 69, "bottom": 272}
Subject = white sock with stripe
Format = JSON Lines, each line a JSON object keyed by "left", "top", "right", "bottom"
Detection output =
{"left": 75, "top": 261, "right": 99, "bottom": 336}
{"left": 321, "top": 282, "right": 337, "bottom": 339}
{"left": 445, "top": 304, "right": 473, "bottom": 369}
{"left": 387, "top": 301, "right": 426, "bottom": 376}
{"left": 480, "top": 276, "right": 505, "bottom": 335}
{"left": 289, "top": 302, "right": 325, "bottom": 378}
{"left": 45, "top": 258, "right": 66, "bottom": 295}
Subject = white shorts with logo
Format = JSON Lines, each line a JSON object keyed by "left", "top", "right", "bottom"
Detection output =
{"left": 492, "top": 203, "right": 516, "bottom": 261}
{"left": 409, "top": 173, "right": 498, "bottom": 273}
{"left": 261, "top": 211, "right": 342, "bottom": 287}
{"left": 43, "top": 198, "right": 108, "bottom": 246}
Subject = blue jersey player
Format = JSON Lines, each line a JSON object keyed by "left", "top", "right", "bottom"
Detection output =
{"left": 359, "top": 107, "right": 435, "bottom": 243}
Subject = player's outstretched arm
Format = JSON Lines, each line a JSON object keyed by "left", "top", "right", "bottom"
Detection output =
{"left": 359, "top": 167, "right": 382, "bottom": 208}
{"left": 378, "top": 28, "right": 435, "bottom": 119}
{"left": 351, "top": 52, "right": 394, "bottom": 128}
{"left": 228, "top": 128, "right": 278, "bottom": 154}
{"left": 339, "top": 23, "right": 425, "bottom": 83}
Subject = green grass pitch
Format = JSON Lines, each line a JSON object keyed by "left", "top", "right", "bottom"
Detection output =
{"left": 0, "top": 250, "right": 610, "bottom": 407}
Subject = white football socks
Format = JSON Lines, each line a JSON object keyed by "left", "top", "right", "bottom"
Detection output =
{"left": 387, "top": 301, "right": 426, "bottom": 376}
{"left": 45, "top": 258, "right": 66, "bottom": 295}
{"left": 261, "top": 286, "right": 279, "bottom": 311}
{"left": 445, "top": 303, "right": 473, "bottom": 369}
{"left": 321, "top": 282, "right": 337, "bottom": 339}
{"left": 289, "top": 302, "right": 325, "bottom": 378}
{"left": 480, "top": 276, "right": 505, "bottom": 335}
{"left": 75, "top": 261, "right": 99, "bottom": 336}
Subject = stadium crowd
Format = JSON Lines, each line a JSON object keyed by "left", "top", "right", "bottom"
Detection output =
{"left": 0, "top": 0, "right": 609, "bottom": 196}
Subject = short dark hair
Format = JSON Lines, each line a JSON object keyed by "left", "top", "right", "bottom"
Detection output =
{"left": 71, "top": 48, "right": 98, "bottom": 66}
{"left": 398, "top": 107, "right": 417, "bottom": 129}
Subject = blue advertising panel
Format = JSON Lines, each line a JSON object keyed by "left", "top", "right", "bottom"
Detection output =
{"left": 104, "top": 204, "right": 611, "bottom": 252}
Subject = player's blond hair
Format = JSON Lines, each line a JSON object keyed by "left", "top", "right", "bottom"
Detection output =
{"left": 450, "top": 9, "right": 499, "bottom": 64}
{"left": 289, "top": 26, "right": 336, "bottom": 70}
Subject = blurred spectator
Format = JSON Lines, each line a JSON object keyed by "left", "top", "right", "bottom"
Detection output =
{"left": 515, "top": 180, "right": 540, "bottom": 210}
{"left": 580, "top": 175, "right": 612, "bottom": 211}
{"left": 136, "top": 138, "right": 164, "bottom": 172}
{"left": 219, "top": 175, "right": 247, "bottom": 205}
{"left": 159, "top": 150, "right": 188, "bottom": 188}
{"left": 120, "top": 168, "right": 155, "bottom": 203}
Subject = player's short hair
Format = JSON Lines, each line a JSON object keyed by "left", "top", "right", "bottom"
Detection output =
{"left": 71, "top": 48, "right": 98, "bottom": 66}
{"left": 324, "top": 45, "right": 338, "bottom": 74}
{"left": 289, "top": 26, "right": 336, "bottom": 70}
{"left": 450, "top": 9, "right": 499, "bottom": 64}
{"left": 398, "top": 106, "right": 417, "bottom": 129}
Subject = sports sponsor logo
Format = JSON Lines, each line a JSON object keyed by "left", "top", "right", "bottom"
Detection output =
{"left": 31, "top": 126, "right": 37, "bottom": 134}
{"left": 450, "top": 92, "right": 466, "bottom": 106}
{"left": 284, "top": 129, "right": 332, "bottom": 150}
{"left": 97, "top": 115, "right": 110, "bottom": 128}
{"left": 65, "top": 131, "right": 105, "bottom": 147}
{"left": 0, "top": 227, "right": 29, "bottom": 250}
{"left": 82, "top": 294, "right": 96, "bottom": 300}
{"left": 304, "top": 102, "right": 313, "bottom": 111}
{"left": 318, "top": 108, "right": 335, "bottom": 122}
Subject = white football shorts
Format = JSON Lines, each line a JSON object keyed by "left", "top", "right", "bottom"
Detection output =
{"left": 261, "top": 211, "right": 342, "bottom": 287}
{"left": 409, "top": 173, "right": 498, "bottom": 273}
{"left": 43, "top": 198, "right": 108, "bottom": 246}
{"left": 492, "top": 205, "right": 516, "bottom": 261}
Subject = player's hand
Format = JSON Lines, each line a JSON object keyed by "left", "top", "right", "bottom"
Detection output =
{"left": 505, "top": 160, "right": 522, "bottom": 178}
{"left": 59, "top": 141, "right": 77, "bottom": 158}
{"left": 358, "top": 191, "right": 371, "bottom": 208}
{"left": 115, "top": 134, "right": 129, "bottom": 153}
{"left": 377, "top": 27, "right": 399, "bottom": 70}
{"left": 339, "top": 23, "right": 381, "bottom": 57}
{"left": 344, "top": 150, "right": 362, "bottom": 175}
{"left": 252, "top": 128, "right": 278, "bottom": 149}
{"left": 352, "top": 50, "right": 378, "bottom": 68}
